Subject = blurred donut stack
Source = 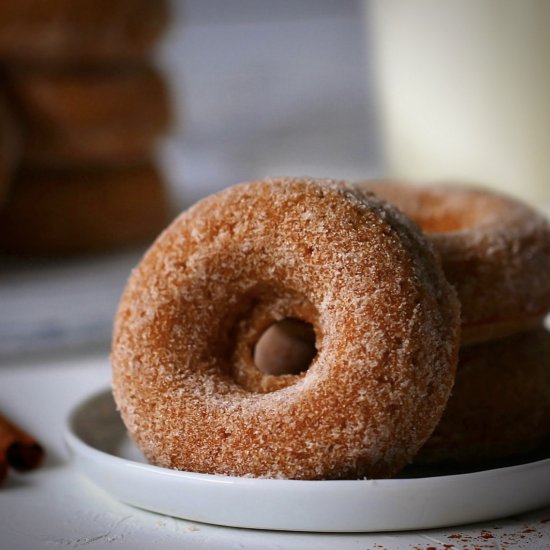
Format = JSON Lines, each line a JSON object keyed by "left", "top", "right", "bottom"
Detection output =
{"left": 0, "top": 0, "right": 172, "bottom": 256}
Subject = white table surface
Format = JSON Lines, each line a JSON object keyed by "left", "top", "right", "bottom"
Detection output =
{"left": 1, "top": 351, "right": 549, "bottom": 550}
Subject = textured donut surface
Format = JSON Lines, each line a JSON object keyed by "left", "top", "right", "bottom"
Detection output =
{"left": 417, "top": 327, "right": 550, "bottom": 465}
{"left": 112, "top": 177, "right": 460, "bottom": 479}
{"left": 357, "top": 181, "right": 550, "bottom": 344}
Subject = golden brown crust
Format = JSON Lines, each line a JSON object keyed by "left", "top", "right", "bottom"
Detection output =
{"left": 416, "top": 328, "right": 550, "bottom": 465}
{"left": 112, "top": 177, "right": 460, "bottom": 480}
{"left": 0, "top": 163, "right": 170, "bottom": 256}
{"left": 0, "top": 0, "right": 169, "bottom": 66}
{"left": 356, "top": 181, "right": 550, "bottom": 344}
{"left": 5, "top": 65, "right": 170, "bottom": 168}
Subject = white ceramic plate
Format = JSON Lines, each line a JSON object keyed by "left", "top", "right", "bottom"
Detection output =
{"left": 65, "top": 388, "right": 550, "bottom": 533}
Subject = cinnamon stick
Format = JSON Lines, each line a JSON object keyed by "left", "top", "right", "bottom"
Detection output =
{"left": 0, "top": 412, "right": 44, "bottom": 473}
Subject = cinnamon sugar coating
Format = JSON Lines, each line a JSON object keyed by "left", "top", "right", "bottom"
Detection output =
{"left": 112, "top": 177, "right": 460, "bottom": 479}
{"left": 417, "top": 327, "right": 550, "bottom": 465}
{"left": 356, "top": 181, "right": 550, "bottom": 345}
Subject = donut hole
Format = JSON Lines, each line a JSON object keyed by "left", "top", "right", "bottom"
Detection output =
{"left": 409, "top": 195, "right": 481, "bottom": 233}
{"left": 253, "top": 318, "right": 317, "bottom": 376}
{"left": 411, "top": 192, "right": 506, "bottom": 234}
{"left": 362, "top": 182, "right": 499, "bottom": 234}
{"left": 412, "top": 212, "right": 468, "bottom": 233}
{"left": 229, "top": 289, "right": 320, "bottom": 392}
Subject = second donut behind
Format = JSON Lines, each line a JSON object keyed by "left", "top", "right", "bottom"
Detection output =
{"left": 355, "top": 181, "right": 550, "bottom": 345}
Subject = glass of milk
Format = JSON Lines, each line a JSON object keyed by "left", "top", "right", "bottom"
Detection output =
{"left": 367, "top": 0, "right": 550, "bottom": 205}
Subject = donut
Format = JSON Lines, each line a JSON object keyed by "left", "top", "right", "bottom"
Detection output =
{"left": 356, "top": 181, "right": 550, "bottom": 345}
{"left": 5, "top": 65, "right": 170, "bottom": 168}
{"left": 256, "top": 324, "right": 550, "bottom": 466}
{"left": 416, "top": 328, "right": 550, "bottom": 465}
{"left": 0, "top": 163, "right": 170, "bottom": 256}
{"left": 112, "top": 177, "right": 460, "bottom": 480}
{"left": 0, "top": 0, "right": 168, "bottom": 66}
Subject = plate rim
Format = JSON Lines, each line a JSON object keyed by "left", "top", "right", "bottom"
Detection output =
{"left": 64, "top": 387, "right": 550, "bottom": 532}
{"left": 65, "top": 386, "right": 550, "bottom": 487}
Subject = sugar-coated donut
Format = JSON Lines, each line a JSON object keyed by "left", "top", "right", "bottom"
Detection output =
{"left": 0, "top": 0, "right": 168, "bottom": 66}
{"left": 112, "top": 177, "right": 460, "bottom": 480}
{"left": 356, "top": 182, "right": 550, "bottom": 345}
{"left": 416, "top": 328, "right": 550, "bottom": 465}
{"left": 6, "top": 66, "right": 170, "bottom": 168}
{"left": 0, "top": 163, "right": 170, "bottom": 256}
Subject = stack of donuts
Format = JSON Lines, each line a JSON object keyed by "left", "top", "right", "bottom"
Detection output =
{"left": 111, "top": 177, "right": 550, "bottom": 479}
{"left": 0, "top": 0, "right": 172, "bottom": 255}
{"left": 256, "top": 181, "right": 550, "bottom": 469}
{"left": 355, "top": 182, "right": 550, "bottom": 466}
